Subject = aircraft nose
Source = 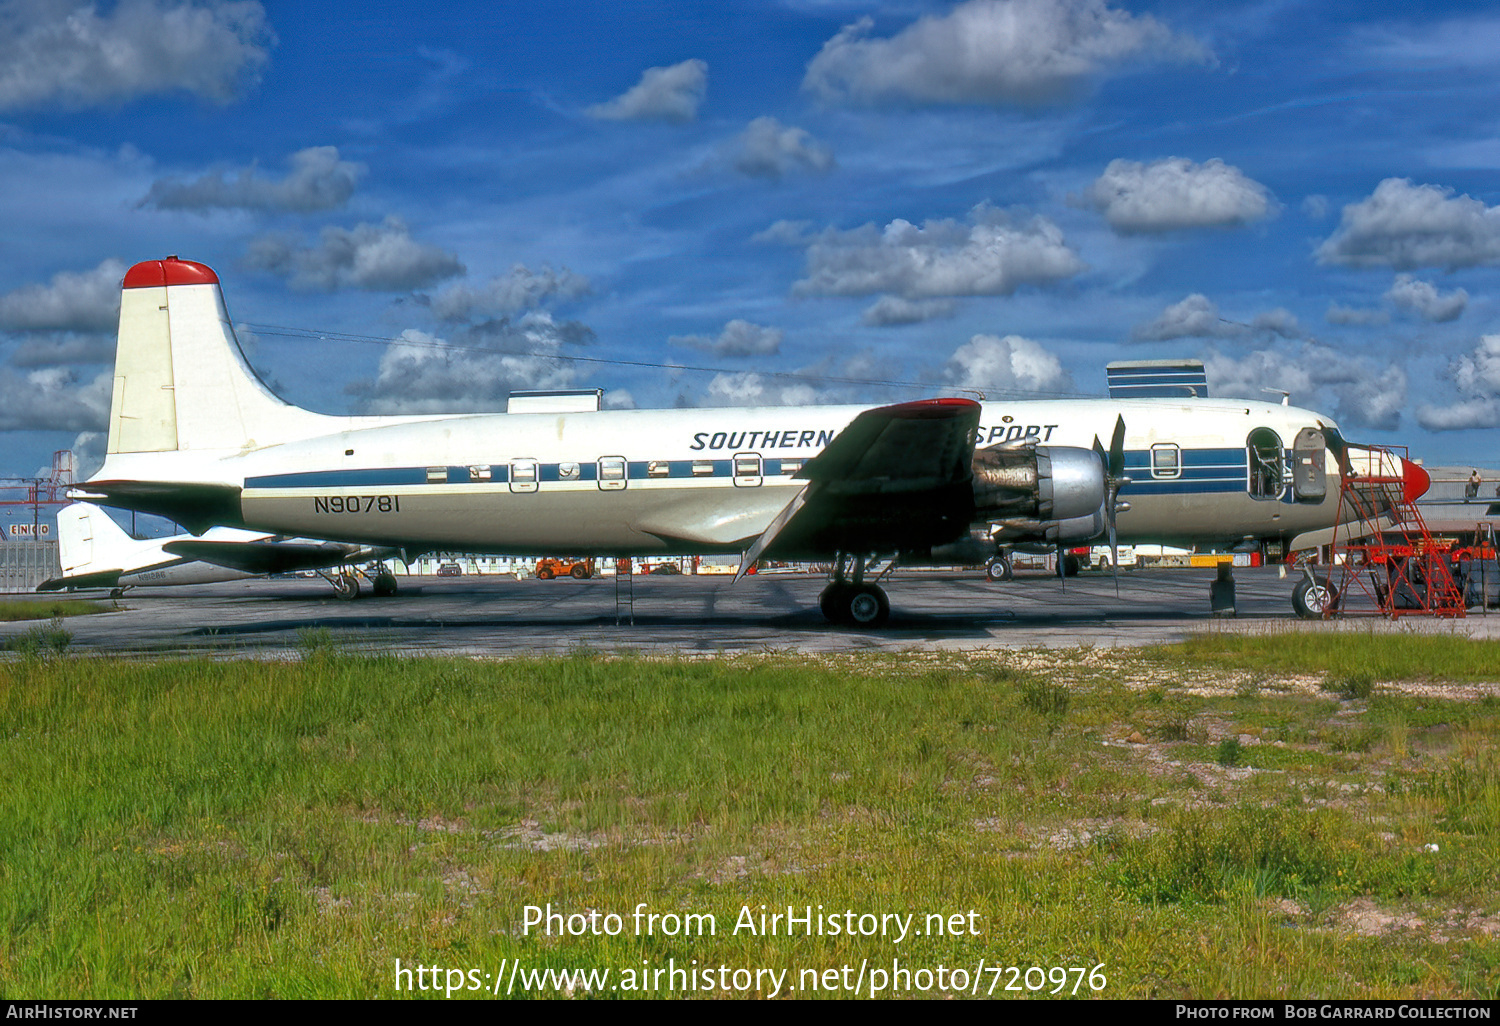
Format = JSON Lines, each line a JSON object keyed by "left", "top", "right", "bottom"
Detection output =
{"left": 1402, "top": 458, "right": 1431, "bottom": 503}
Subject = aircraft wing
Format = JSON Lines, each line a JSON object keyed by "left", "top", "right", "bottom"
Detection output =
{"left": 740, "top": 398, "right": 981, "bottom": 571}
{"left": 160, "top": 538, "right": 392, "bottom": 575}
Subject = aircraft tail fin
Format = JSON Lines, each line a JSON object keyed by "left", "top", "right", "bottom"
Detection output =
{"left": 55, "top": 502, "right": 137, "bottom": 575}
{"left": 106, "top": 257, "right": 333, "bottom": 456}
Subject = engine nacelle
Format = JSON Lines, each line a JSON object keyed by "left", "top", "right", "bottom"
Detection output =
{"left": 989, "top": 510, "right": 1106, "bottom": 547}
{"left": 971, "top": 444, "right": 1107, "bottom": 522}
{"left": 907, "top": 530, "right": 998, "bottom": 566}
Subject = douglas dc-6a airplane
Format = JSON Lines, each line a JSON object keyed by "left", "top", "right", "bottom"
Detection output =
{"left": 75, "top": 257, "right": 1430, "bottom": 626}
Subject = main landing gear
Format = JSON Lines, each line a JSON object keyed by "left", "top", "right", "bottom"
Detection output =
{"left": 818, "top": 554, "right": 890, "bottom": 627}
{"left": 321, "top": 565, "right": 400, "bottom": 601}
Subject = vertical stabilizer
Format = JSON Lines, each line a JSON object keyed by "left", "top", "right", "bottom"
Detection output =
{"left": 56, "top": 503, "right": 140, "bottom": 575}
{"left": 107, "top": 257, "right": 335, "bottom": 455}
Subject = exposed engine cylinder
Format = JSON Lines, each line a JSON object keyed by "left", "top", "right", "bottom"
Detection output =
{"left": 971, "top": 444, "right": 1107, "bottom": 522}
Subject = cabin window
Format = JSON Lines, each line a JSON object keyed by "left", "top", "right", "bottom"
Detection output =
{"left": 507, "top": 462, "right": 537, "bottom": 492}
{"left": 509, "top": 459, "right": 538, "bottom": 494}
{"left": 1247, "top": 429, "right": 1284, "bottom": 500}
{"left": 597, "top": 456, "right": 627, "bottom": 491}
{"left": 692, "top": 461, "right": 714, "bottom": 477}
{"left": 733, "top": 453, "right": 763, "bottom": 488}
{"left": 647, "top": 460, "right": 670, "bottom": 478}
{"left": 1150, "top": 444, "right": 1181, "bottom": 479}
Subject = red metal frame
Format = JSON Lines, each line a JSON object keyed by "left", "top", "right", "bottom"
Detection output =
{"left": 0, "top": 450, "right": 75, "bottom": 538}
{"left": 1325, "top": 444, "right": 1465, "bottom": 618}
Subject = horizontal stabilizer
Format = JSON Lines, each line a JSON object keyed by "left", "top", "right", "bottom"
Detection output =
{"left": 161, "top": 539, "right": 380, "bottom": 575}
{"left": 36, "top": 569, "right": 125, "bottom": 592}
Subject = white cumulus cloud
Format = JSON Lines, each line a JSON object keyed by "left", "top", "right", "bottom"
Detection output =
{"left": 586, "top": 58, "right": 707, "bottom": 122}
{"left": 670, "top": 320, "right": 783, "bottom": 358}
{"left": 0, "top": 258, "right": 124, "bottom": 333}
{"left": 1417, "top": 335, "right": 1500, "bottom": 431}
{"left": 794, "top": 203, "right": 1084, "bottom": 300}
{"left": 1315, "top": 178, "right": 1500, "bottom": 270}
{"left": 347, "top": 314, "right": 590, "bottom": 415}
{"left": 140, "top": 146, "right": 362, "bottom": 213}
{"left": 246, "top": 218, "right": 464, "bottom": 292}
{"left": 1385, "top": 274, "right": 1467, "bottom": 322}
{"left": 730, "top": 117, "right": 834, "bottom": 179}
{"left": 861, "top": 296, "right": 957, "bottom": 326}
{"left": 1205, "top": 345, "right": 1406, "bottom": 431}
{"left": 0, "top": 0, "right": 272, "bottom": 110}
{"left": 1133, "top": 294, "right": 1300, "bottom": 341}
{"left": 431, "top": 264, "right": 590, "bottom": 322}
{"left": 1082, "top": 157, "right": 1273, "bottom": 234}
{"left": 803, "top": 0, "right": 1209, "bottom": 107}
{"left": 0, "top": 366, "right": 112, "bottom": 430}
{"left": 946, "top": 334, "right": 1071, "bottom": 394}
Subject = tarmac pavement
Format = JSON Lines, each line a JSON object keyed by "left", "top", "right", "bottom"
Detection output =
{"left": 6, "top": 565, "right": 1498, "bottom": 659}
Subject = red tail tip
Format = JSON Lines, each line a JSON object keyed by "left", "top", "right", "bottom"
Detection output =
{"left": 122, "top": 257, "right": 219, "bottom": 289}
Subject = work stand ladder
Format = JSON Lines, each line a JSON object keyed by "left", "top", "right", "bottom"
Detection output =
{"left": 1325, "top": 444, "right": 1465, "bottom": 619}
{"left": 614, "top": 557, "right": 635, "bottom": 626}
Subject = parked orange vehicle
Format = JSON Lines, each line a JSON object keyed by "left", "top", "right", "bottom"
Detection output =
{"left": 535, "top": 557, "right": 595, "bottom": 580}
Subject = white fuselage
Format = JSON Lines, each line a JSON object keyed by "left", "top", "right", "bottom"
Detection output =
{"left": 94, "top": 396, "right": 1345, "bottom": 556}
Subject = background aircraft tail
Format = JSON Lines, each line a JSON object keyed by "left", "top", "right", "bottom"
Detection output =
{"left": 106, "top": 257, "right": 337, "bottom": 456}
{"left": 55, "top": 502, "right": 140, "bottom": 576}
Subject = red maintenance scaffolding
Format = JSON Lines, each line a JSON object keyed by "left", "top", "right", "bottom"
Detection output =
{"left": 1323, "top": 444, "right": 1465, "bottom": 619}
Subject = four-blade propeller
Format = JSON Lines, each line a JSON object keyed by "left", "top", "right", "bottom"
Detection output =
{"left": 1092, "top": 416, "right": 1132, "bottom": 595}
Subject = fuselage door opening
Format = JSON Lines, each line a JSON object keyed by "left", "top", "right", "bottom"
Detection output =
{"left": 1247, "top": 428, "right": 1285, "bottom": 500}
{"left": 598, "top": 456, "right": 627, "bottom": 491}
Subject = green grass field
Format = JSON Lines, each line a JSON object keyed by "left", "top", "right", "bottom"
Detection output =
{"left": 2, "top": 635, "right": 1497, "bottom": 999}
{"left": 0, "top": 599, "right": 111, "bottom": 623}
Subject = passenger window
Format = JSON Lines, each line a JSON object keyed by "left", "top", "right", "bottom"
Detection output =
{"left": 1150, "top": 444, "right": 1181, "bottom": 479}
{"left": 509, "top": 459, "right": 538, "bottom": 494}
{"left": 597, "top": 456, "right": 627, "bottom": 491}
{"left": 733, "top": 453, "right": 762, "bottom": 488}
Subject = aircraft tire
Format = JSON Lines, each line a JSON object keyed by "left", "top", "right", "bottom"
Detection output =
{"left": 819, "top": 582, "right": 851, "bottom": 623}
{"left": 1292, "top": 577, "right": 1338, "bottom": 620}
{"left": 373, "top": 572, "right": 398, "bottom": 597}
{"left": 570, "top": 564, "right": 590, "bottom": 579}
{"left": 109, "top": 588, "right": 124, "bottom": 599}
{"left": 845, "top": 584, "right": 890, "bottom": 628}
{"left": 985, "top": 555, "right": 1013, "bottom": 582}
{"left": 1063, "top": 555, "right": 1082, "bottom": 577}
{"left": 333, "top": 572, "right": 361, "bottom": 601}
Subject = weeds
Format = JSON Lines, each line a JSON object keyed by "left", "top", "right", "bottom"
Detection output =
{"left": 6, "top": 617, "right": 71, "bottom": 659}
{"left": 1326, "top": 672, "right": 1376, "bottom": 701}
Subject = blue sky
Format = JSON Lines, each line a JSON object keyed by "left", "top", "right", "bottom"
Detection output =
{"left": 2, "top": 0, "right": 1500, "bottom": 485}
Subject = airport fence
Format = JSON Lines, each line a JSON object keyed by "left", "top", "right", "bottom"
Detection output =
{"left": 0, "top": 539, "right": 58, "bottom": 593}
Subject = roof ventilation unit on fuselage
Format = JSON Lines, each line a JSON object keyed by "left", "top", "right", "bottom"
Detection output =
{"left": 505, "top": 389, "right": 603, "bottom": 414}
